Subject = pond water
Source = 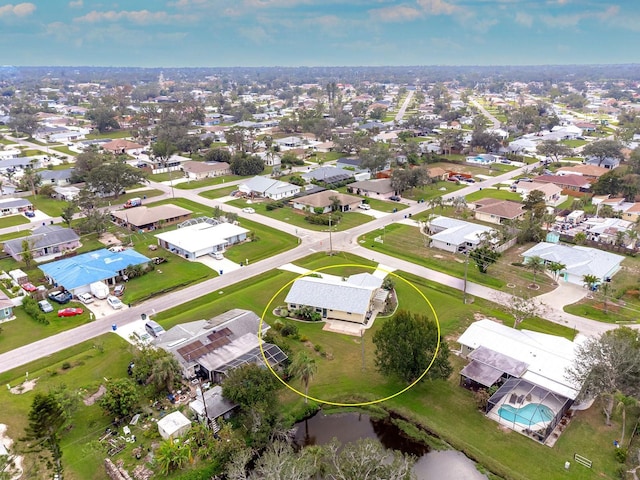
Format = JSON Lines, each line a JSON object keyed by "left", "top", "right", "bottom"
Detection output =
{"left": 293, "top": 411, "right": 488, "bottom": 480}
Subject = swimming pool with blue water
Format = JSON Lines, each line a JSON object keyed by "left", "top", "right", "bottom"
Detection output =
{"left": 498, "top": 403, "right": 554, "bottom": 427}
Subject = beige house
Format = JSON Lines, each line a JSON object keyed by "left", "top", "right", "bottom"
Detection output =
{"left": 473, "top": 199, "right": 525, "bottom": 225}
{"left": 292, "top": 190, "right": 362, "bottom": 213}
{"left": 182, "top": 161, "right": 231, "bottom": 180}
{"left": 556, "top": 165, "right": 609, "bottom": 180}
{"left": 112, "top": 204, "right": 192, "bottom": 232}
{"left": 515, "top": 182, "right": 564, "bottom": 207}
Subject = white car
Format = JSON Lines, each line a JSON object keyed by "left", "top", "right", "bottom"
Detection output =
{"left": 242, "top": 207, "right": 255, "bottom": 214}
{"left": 77, "top": 292, "right": 94, "bottom": 304}
{"left": 107, "top": 295, "right": 124, "bottom": 310}
{"left": 358, "top": 203, "right": 371, "bottom": 210}
{"left": 211, "top": 251, "right": 224, "bottom": 260}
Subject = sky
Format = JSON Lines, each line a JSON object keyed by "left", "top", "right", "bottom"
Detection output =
{"left": 0, "top": 0, "right": 639, "bottom": 67}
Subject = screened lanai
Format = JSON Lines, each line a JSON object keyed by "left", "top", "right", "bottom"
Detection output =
{"left": 486, "top": 377, "right": 573, "bottom": 443}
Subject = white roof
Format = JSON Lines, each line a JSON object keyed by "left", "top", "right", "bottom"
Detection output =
{"left": 285, "top": 275, "right": 377, "bottom": 315}
{"left": 429, "top": 217, "right": 495, "bottom": 247}
{"left": 155, "top": 222, "right": 249, "bottom": 253}
{"left": 458, "top": 319, "right": 585, "bottom": 399}
{"left": 157, "top": 410, "right": 191, "bottom": 436}
{"left": 522, "top": 242, "right": 624, "bottom": 280}
{"left": 239, "top": 176, "right": 299, "bottom": 196}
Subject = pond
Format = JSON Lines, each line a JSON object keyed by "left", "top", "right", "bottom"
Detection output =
{"left": 293, "top": 411, "right": 488, "bottom": 480}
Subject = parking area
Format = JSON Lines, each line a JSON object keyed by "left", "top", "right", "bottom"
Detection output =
{"left": 195, "top": 254, "right": 243, "bottom": 274}
{"left": 83, "top": 296, "right": 129, "bottom": 320}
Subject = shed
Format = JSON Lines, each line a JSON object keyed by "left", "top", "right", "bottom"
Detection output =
{"left": 8, "top": 269, "right": 28, "bottom": 285}
{"left": 157, "top": 411, "right": 191, "bottom": 440}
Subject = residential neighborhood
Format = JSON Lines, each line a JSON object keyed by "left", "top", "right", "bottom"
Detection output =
{"left": 0, "top": 64, "right": 640, "bottom": 480}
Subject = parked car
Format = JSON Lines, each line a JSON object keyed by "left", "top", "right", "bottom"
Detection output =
{"left": 358, "top": 203, "right": 371, "bottom": 210}
{"left": 107, "top": 295, "right": 124, "bottom": 310}
{"left": 389, "top": 195, "right": 401, "bottom": 202}
{"left": 145, "top": 320, "right": 166, "bottom": 337}
{"left": 38, "top": 300, "right": 53, "bottom": 313}
{"left": 211, "top": 251, "right": 224, "bottom": 260}
{"left": 24, "top": 210, "right": 35, "bottom": 218}
{"left": 242, "top": 207, "right": 255, "bottom": 214}
{"left": 77, "top": 292, "right": 94, "bottom": 304}
{"left": 113, "top": 285, "right": 125, "bottom": 297}
{"left": 48, "top": 290, "right": 73, "bottom": 304}
{"left": 58, "top": 307, "right": 84, "bottom": 317}
{"left": 21, "top": 282, "right": 37, "bottom": 292}
{"left": 500, "top": 159, "right": 511, "bottom": 164}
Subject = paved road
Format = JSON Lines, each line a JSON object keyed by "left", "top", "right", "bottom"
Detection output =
{"left": 0, "top": 159, "right": 631, "bottom": 374}
{"left": 395, "top": 89, "right": 415, "bottom": 123}
{"left": 470, "top": 98, "right": 501, "bottom": 130}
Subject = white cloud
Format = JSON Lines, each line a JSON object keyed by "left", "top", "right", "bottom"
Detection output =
{"left": 0, "top": 3, "right": 36, "bottom": 18}
{"left": 68, "top": 0, "right": 83, "bottom": 8}
{"left": 369, "top": 5, "right": 422, "bottom": 22}
{"left": 74, "top": 9, "right": 195, "bottom": 25}
{"left": 416, "top": 0, "right": 459, "bottom": 15}
{"left": 515, "top": 12, "right": 533, "bottom": 27}
{"left": 238, "top": 25, "right": 272, "bottom": 43}
{"left": 541, "top": 5, "right": 619, "bottom": 28}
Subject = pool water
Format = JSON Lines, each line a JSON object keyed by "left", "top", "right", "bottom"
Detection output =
{"left": 498, "top": 403, "right": 554, "bottom": 426}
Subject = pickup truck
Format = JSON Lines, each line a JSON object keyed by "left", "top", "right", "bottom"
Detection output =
{"left": 48, "top": 290, "right": 73, "bottom": 304}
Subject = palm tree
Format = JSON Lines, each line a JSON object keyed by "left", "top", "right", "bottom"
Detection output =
{"left": 582, "top": 274, "right": 600, "bottom": 292}
{"left": 546, "top": 261, "right": 566, "bottom": 284}
{"left": 290, "top": 352, "right": 318, "bottom": 404}
{"left": 525, "top": 255, "right": 545, "bottom": 287}
{"left": 147, "top": 355, "right": 181, "bottom": 392}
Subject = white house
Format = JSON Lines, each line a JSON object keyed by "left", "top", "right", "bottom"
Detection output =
{"left": 521, "top": 242, "right": 624, "bottom": 285}
{"left": 155, "top": 218, "right": 248, "bottom": 260}
{"left": 238, "top": 176, "right": 300, "bottom": 200}
{"left": 428, "top": 216, "right": 496, "bottom": 253}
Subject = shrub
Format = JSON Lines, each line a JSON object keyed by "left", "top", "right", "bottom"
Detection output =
{"left": 61, "top": 362, "right": 71, "bottom": 370}
{"left": 299, "top": 335, "right": 309, "bottom": 342}
{"left": 281, "top": 323, "right": 299, "bottom": 338}
{"left": 313, "top": 344, "right": 324, "bottom": 354}
{"left": 272, "top": 319, "right": 284, "bottom": 331}
{"left": 615, "top": 448, "right": 627, "bottom": 463}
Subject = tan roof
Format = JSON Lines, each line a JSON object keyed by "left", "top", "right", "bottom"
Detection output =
{"left": 556, "top": 165, "right": 609, "bottom": 178}
{"left": 427, "top": 167, "right": 447, "bottom": 178}
{"left": 519, "top": 182, "right": 562, "bottom": 195}
{"left": 102, "top": 139, "right": 144, "bottom": 152}
{"left": 625, "top": 203, "right": 640, "bottom": 213}
{"left": 295, "top": 190, "right": 361, "bottom": 208}
{"left": 112, "top": 205, "right": 191, "bottom": 227}
{"left": 183, "top": 161, "right": 230, "bottom": 174}
{"left": 475, "top": 200, "right": 525, "bottom": 219}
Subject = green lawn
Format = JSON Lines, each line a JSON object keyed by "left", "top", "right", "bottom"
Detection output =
{"left": 52, "top": 146, "right": 75, "bottom": 156}
{"left": 85, "top": 130, "right": 131, "bottom": 140}
{"left": 0, "top": 230, "right": 30, "bottom": 243}
{"left": 560, "top": 139, "right": 588, "bottom": 148}
{"left": 225, "top": 198, "right": 373, "bottom": 232}
{"left": 465, "top": 188, "right": 521, "bottom": 202}
{"left": 0, "top": 214, "right": 30, "bottom": 228}
{"left": 175, "top": 175, "right": 244, "bottom": 190}
{"left": 198, "top": 185, "right": 240, "bottom": 199}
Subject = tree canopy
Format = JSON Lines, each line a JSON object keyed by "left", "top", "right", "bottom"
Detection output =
{"left": 230, "top": 153, "right": 265, "bottom": 176}
{"left": 99, "top": 378, "right": 140, "bottom": 419}
{"left": 373, "top": 309, "right": 451, "bottom": 383}
{"left": 583, "top": 139, "right": 624, "bottom": 167}
{"left": 86, "top": 161, "right": 147, "bottom": 199}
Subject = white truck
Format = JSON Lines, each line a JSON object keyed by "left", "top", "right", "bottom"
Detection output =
{"left": 123, "top": 197, "right": 142, "bottom": 209}
{"left": 89, "top": 281, "right": 109, "bottom": 300}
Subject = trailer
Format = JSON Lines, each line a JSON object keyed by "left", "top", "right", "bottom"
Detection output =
{"left": 90, "top": 281, "right": 109, "bottom": 300}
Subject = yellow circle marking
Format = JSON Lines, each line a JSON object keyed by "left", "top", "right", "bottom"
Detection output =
{"left": 259, "top": 263, "right": 440, "bottom": 406}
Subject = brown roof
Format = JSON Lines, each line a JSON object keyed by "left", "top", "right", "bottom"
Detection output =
{"left": 427, "top": 167, "right": 447, "bottom": 178}
{"left": 556, "top": 165, "right": 609, "bottom": 178}
{"left": 183, "top": 161, "right": 230, "bottom": 174}
{"left": 112, "top": 204, "right": 192, "bottom": 227}
{"left": 102, "top": 139, "right": 144, "bottom": 152}
{"left": 475, "top": 200, "right": 525, "bottom": 220}
{"left": 534, "top": 174, "right": 591, "bottom": 188}
{"left": 295, "top": 190, "right": 362, "bottom": 208}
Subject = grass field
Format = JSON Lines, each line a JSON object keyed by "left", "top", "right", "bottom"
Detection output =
{"left": 465, "top": 188, "right": 522, "bottom": 202}
{"left": 198, "top": 185, "right": 240, "bottom": 199}
{"left": 174, "top": 175, "right": 245, "bottom": 190}
{"left": 0, "top": 214, "right": 30, "bottom": 229}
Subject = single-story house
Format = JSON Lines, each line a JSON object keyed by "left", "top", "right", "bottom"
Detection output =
{"left": 182, "top": 161, "right": 231, "bottom": 180}
{"left": 533, "top": 174, "right": 592, "bottom": 193}
{"left": 112, "top": 205, "right": 192, "bottom": 232}
{"left": 428, "top": 216, "right": 496, "bottom": 253}
{"left": 347, "top": 178, "right": 395, "bottom": 198}
{"left": 189, "top": 385, "right": 238, "bottom": 428}
{"left": 426, "top": 167, "right": 449, "bottom": 181}
{"left": 52, "top": 186, "right": 81, "bottom": 201}
{"left": 284, "top": 273, "right": 386, "bottom": 325}
{"left": 0, "top": 290, "right": 14, "bottom": 323}
{"left": 39, "top": 248, "right": 151, "bottom": 295}
{"left": 4, "top": 225, "right": 80, "bottom": 262}
{"left": 515, "top": 182, "right": 564, "bottom": 207}
{"left": 102, "top": 139, "right": 144, "bottom": 155}
{"left": 155, "top": 309, "right": 287, "bottom": 383}
{"left": 583, "top": 217, "right": 635, "bottom": 245}
{"left": 155, "top": 218, "right": 248, "bottom": 260}
{"left": 301, "top": 166, "right": 353, "bottom": 185}
{"left": 238, "top": 176, "right": 301, "bottom": 200}
{"left": 466, "top": 153, "right": 501, "bottom": 165}
{"left": 0, "top": 198, "right": 33, "bottom": 216}
{"left": 556, "top": 165, "right": 608, "bottom": 180}
{"left": 40, "top": 169, "right": 74, "bottom": 186}
{"left": 458, "top": 319, "right": 585, "bottom": 444}
{"left": 292, "top": 190, "right": 362, "bottom": 213}
{"left": 157, "top": 411, "right": 191, "bottom": 440}
{"left": 521, "top": 242, "right": 624, "bottom": 285}
{"left": 585, "top": 156, "right": 621, "bottom": 170}
{"left": 472, "top": 199, "right": 525, "bottom": 225}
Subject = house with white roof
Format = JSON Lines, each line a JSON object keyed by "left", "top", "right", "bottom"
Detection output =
{"left": 238, "top": 176, "right": 300, "bottom": 200}
{"left": 285, "top": 273, "right": 386, "bottom": 324}
{"left": 521, "top": 242, "right": 624, "bottom": 285}
{"left": 155, "top": 217, "right": 248, "bottom": 260}
{"left": 458, "top": 319, "right": 586, "bottom": 443}
{"left": 427, "top": 216, "right": 496, "bottom": 253}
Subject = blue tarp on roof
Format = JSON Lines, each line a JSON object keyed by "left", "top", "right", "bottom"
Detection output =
{"left": 39, "top": 248, "right": 150, "bottom": 290}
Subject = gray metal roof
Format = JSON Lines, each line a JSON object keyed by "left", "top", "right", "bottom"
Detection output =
{"left": 285, "top": 276, "right": 374, "bottom": 315}
{"left": 0, "top": 197, "right": 32, "bottom": 209}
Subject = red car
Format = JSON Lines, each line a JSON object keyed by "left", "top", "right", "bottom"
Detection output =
{"left": 57, "top": 307, "right": 84, "bottom": 317}
{"left": 21, "top": 282, "right": 37, "bottom": 292}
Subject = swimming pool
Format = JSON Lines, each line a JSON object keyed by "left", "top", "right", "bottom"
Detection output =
{"left": 498, "top": 403, "right": 554, "bottom": 427}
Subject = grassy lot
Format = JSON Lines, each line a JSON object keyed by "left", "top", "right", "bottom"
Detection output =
{"left": 52, "top": 146, "right": 75, "bottom": 156}
{"left": 225, "top": 216, "right": 298, "bottom": 264}
{"left": 225, "top": 198, "right": 373, "bottom": 232}
{"left": 305, "top": 152, "right": 344, "bottom": 164}
{"left": 198, "top": 185, "right": 240, "bottom": 199}
{"left": 400, "top": 181, "right": 465, "bottom": 201}
{"left": 358, "top": 223, "right": 557, "bottom": 294}
{"left": 0, "top": 230, "right": 30, "bottom": 243}
{"left": 465, "top": 188, "right": 521, "bottom": 202}
{"left": 0, "top": 214, "right": 30, "bottom": 228}
{"left": 175, "top": 175, "right": 244, "bottom": 190}
{"left": 85, "top": 130, "right": 131, "bottom": 140}
{"left": 560, "top": 139, "right": 588, "bottom": 148}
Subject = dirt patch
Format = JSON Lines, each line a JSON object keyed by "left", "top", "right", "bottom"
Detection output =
{"left": 592, "top": 302, "right": 621, "bottom": 313}
{"left": 98, "top": 232, "right": 121, "bottom": 246}
{"left": 0, "top": 424, "right": 24, "bottom": 479}
{"left": 9, "top": 378, "right": 38, "bottom": 394}
{"left": 84, "top": 384, "right": 106, "bottom": 406}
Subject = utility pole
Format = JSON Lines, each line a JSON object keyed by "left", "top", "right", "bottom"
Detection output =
{"left": 463, "top": 250, "right": 470, "bottom": 304}
{"left": 328, "top": 213, "right": 333, "bottom": 255}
